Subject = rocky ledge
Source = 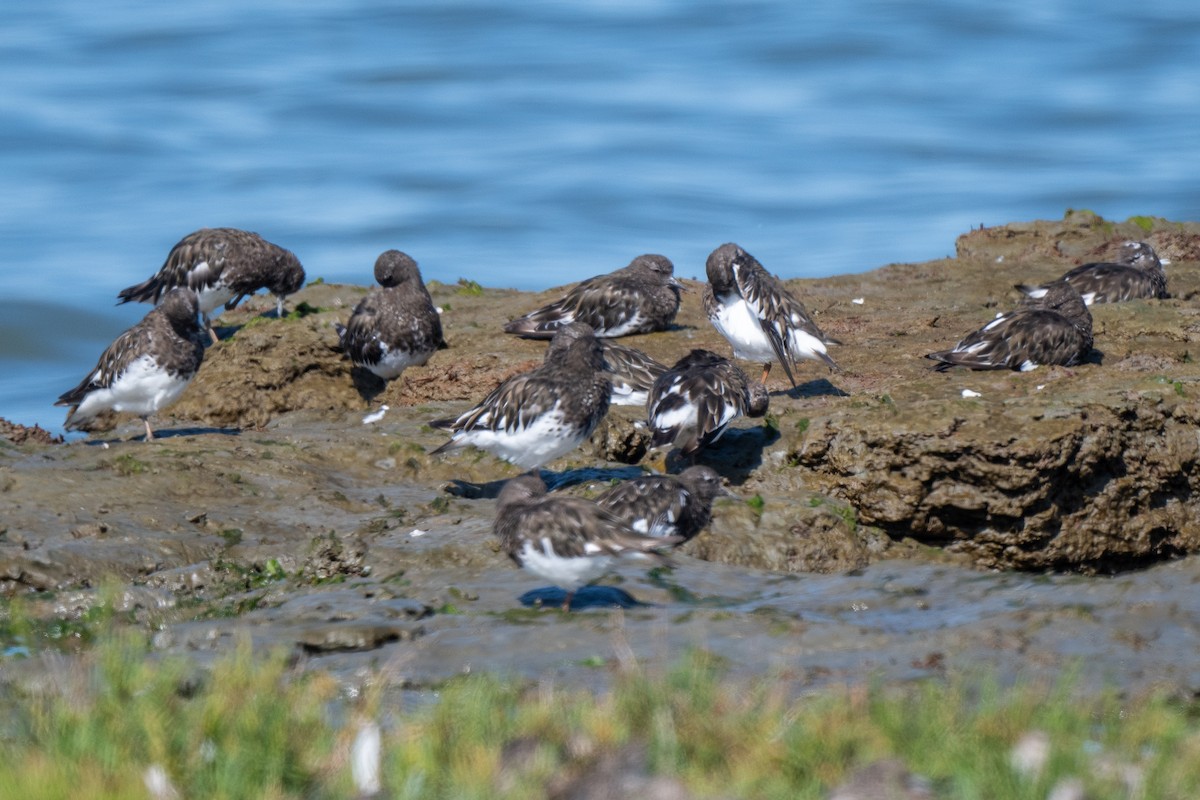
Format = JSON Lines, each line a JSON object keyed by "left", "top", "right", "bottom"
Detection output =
{"left": 5, "top": 212, "right": 1200, "bottom": 588}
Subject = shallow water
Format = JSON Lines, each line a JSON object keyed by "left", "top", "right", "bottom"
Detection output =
{"left": 8, "top": 413, "right": 1200, "bottom": 698}
{"left": 4, "top": 0, "right": 1200, "bottom": 432}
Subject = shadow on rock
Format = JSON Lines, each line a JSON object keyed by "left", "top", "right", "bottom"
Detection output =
{"left": 782, "top": 377, "right": 849, "bottom": 400}
{"left": 445, "top": 467, "right": 649, "bottom": 499}
{"left": 349, "top": 365, "right": 387, "bottom": 405}
{"left": 665, "top": 424, "right": 780, "bottom": 486}
{"left": 82, "top": 426, "right": 241, "bottom": 445}
{"left": 443, "top": 476, "right": 512, "bottom": 500}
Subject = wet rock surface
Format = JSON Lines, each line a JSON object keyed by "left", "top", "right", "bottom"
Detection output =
{"left": 4, "top": 214, "right": 1200, "bottom": 696}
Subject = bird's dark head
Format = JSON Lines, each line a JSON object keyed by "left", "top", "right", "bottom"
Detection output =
{"left": 547, "top": 321, "right": 604, "bottom": 367}
{"left": 678, "top": 465, "right": 733, "bottom": 502}
{"left": 745, "top": 381, "right": 770, "bottom": 418}
{"left": 268, "top": 248, "right": 306, "bottom": 297}
{"left": 158, "top": 287, "right": 202, "bottom": 333}
{"left": 1119, "top": 240, "right": 1162, "bottom": 271}
{"left": 1039, "top": 281, "right": 1092, "bottom": 328}
{"left": 497, "top": 474, "right": 549, "bottom": 510}
{"left": 705, "top": 242, "right": 747, "bottom": 291}
{"left": 632, "top": 253, "right": 676, "bottom": 280}
{"left": 374, "top": 249, "right": 422, "bottom": 288}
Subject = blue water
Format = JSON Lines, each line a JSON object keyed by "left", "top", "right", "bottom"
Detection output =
{"left": 4, "top": 0, "right": 1199, "bottom": 434}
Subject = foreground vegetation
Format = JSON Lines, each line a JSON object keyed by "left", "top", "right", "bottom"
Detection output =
{"left": 2, "top": 607, "right": 1200, "bottom": 799}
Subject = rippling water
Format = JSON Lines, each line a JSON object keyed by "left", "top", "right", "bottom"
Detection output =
{"left": 3, "top": 0, "right": 1199, "bottom": 432}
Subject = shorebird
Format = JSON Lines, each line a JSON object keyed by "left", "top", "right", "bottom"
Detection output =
{"left": 430, "top": 323, "right": 610, "bottom": 470}
{"left": 926, "top": 281, "right": 1093, "bottom": 372}
{"left": 595, "top": 465, "right": 732, "bottom": 544}
{"left": 504, "top": 254, "right": 683, "bottom": 339}
{"left": 57, "top": 288, "right": 207, "bottom": 441}
{"left": 118, "top": 227, "right": 305, "bottom": 343}
{"left": 493, "top": 473, "right": 681, "bottom": 611}
{"left": 646, "top": 349, "right": 769, "bottom": 459}
{"left": 1015, "top": 240, "right": 1167, "bottom": 305}
{"left": 703, "top": 242, "right": 839, "bottom": 387}
{"left": 336, "top": 250, "right": 447, "bottom": 394}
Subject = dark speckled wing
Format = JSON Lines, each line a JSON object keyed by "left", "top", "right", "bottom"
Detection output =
{"left": 430, "top": 323, "right": 611, "bottom": 468}
{"left": 432, "top": 369, "right": 573, "bottom": 435}
{"left": 926, "top": 283, "right": 1093, "bottom": 372}
{"left": 596, "top": 476, "right": 693, "bottom": 539}
{"left": 57, "top": 327, "right": 146, "bottom": 405}
{"left": 499, "top": 496, "right": 677, "bottom": 561}
{"left": 599, "top": 341, "right": 668, "bottom": 405}
{"left": 1056, "top": 263, "right": 1166, "bottom": 304}
{"left": 494, "top": 475, "right": 682, "bottom": 563}
{"left": 118, "top": 228, "right": 304, "bottom": 310}
{"left": 504, "top": 255, "right": 681, "bottom": 339}
{"left": 595, "top": 466, "right": 727, "bottom": 542}
{"left": 730, "top": 249, "right": 839, "bottom": 378}
{"left": 647, "top": 349, "right": 766, "bottom": 456}
{"left": 338, "top": 295, "right": 390, "bottom": 367}
{"left": 56, "top": 288, "right": 206, "bottom": 417}
{"left": 1015, "top": 241, "right": 1167, "bottom": 305}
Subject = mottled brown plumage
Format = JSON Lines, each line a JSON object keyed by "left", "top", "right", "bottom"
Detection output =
{"left": 595, "top": 465, "right": 731, "bottom": 543}
{"left": 704, "top": 243, "right": 839, "bottom": 387}
{"left": 597, "top": 340, "right": 668, "bottom": 406}
{"left": 336, "top": 250, "right": 446, "bottom": 382}
{"left": 430, "top": 323, "right": 611, "bottom": 470}
{"left": 1015, "top": 241, "right": 1166, "bottom": 305}
{"left": 57, "top": 288, "right": 206, "bottom": 440}
{"left": 504, "top": 254, "right": 682, "bottom": 339}
{"left": 926, "top": 281, "right": 1093, "bottom": 372}
{"left": 494, "top": 474, "right": 681, "bottom": 611}
{"left": 647, "top": 349, "right": 770, "bottom": 457}
{"left": 118, "top": 227, "right": 304, "bottom": 342}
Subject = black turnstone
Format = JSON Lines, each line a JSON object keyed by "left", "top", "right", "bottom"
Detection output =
{"left": 503, "top": 254, "right": 683, "bottom": 339}
{"left": 1015, "top": 240, "right": 1167, "bottom": 305}
{"left": 56, "top": 287, "right": 206, "bottom": 441}
{"left": 647, "top": 349, "right": 770, "bottom": 458}
{"left": 598, "top": 340, "right": 668, "bottom": 407}
{"left": 118, "top": 227, "right": 305, "bottom": 343}
{"left": 493, "top": 474, "right": 682, "bottom": 611}
{"left": 594, "top": 465, "right": 731, "bottom": 543}
{"left": 703, "top": 243, "right": 839, "bottom": 387}
{"left": 336, "top": 250, "right": 447, "bottom": 385}
{"left": 430, "top": 322, "right": 611, "bottom": 470}
{"left": 925, "top": 281, "right": 1094, "bottom": 372}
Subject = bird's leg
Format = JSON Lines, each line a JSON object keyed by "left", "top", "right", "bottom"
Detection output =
{"left": 203, "top": 314, "right": 220, "bottom": 345}
{"left": 561, "top": 590, "right": 575, "bottom": 613}
{"left": 143, "top": 418, "right": 155, "bottom": 442}
{"left": 760, "top": 363, "right": 772, "bottom": 387}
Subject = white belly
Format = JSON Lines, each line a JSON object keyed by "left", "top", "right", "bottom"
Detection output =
{"left": 710, "top": 296, "right": 776, "bottom": 362}
{"left": 712, "top": 295, "right": 829, "bottom": 364}
{"left": 74, "top": 355, "right": 192, "bottom": 420}
{"left": 519, "top": 539, "right": 613, "bottom": 591}
{"left": 455, "top": 407, "right": 586, "bottom": 469}
{"left": 609, "top": 382, "right": 649, "bottom": 407}
{"left": 366, "top": 343, "right": 431, "bottom": 380}
{"left": 195, "top": 282, "right": 237, "bottom": 317}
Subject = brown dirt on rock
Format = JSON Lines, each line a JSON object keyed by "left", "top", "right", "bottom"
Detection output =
{"left": 8, "top": 213, "right": 1200, "bottom": 580}
{"left": 0, "top": 418, "right": 63, "bottom": 445}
